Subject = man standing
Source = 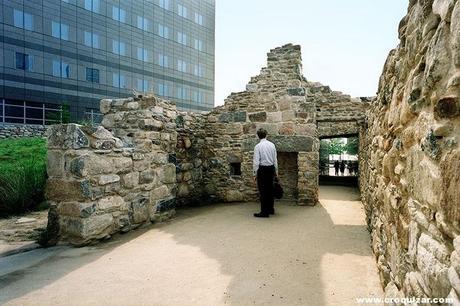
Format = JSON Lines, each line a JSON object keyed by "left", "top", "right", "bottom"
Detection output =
{"left": 253, "top": 128, "right": 278, "bottom": 218}
{"left": 334, "top": 160, "right": 340, "bottom": 176}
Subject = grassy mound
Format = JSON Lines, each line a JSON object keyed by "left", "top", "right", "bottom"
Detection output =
{"left": 0, "top": 137, "right": 47, "bottom": 216}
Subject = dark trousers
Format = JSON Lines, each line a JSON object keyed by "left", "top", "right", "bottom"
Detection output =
{"left": 257, "top": 165, "right": 275, "bottom": 215}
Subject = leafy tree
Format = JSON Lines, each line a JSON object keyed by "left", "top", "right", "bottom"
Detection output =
{"left": 328, "top": 138, "right": 346, "bottom": 155}
{"left": 345, "top": 137, "right": 359, "bottom": 155}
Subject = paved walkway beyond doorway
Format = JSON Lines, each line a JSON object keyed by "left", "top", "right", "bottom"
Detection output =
{"left": 0, "top": 186, "right": 383, "bottom": 306}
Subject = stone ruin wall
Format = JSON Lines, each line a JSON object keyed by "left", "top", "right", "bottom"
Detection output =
{"left": 201, "top": 44, "right": 320, "bottom": 205}
{"left": 45, "top": 97, "right": 179, "bottom": 245}
{"left": 43, "top": 43, "right": 375, "bottom": 245}
{"left": 359, "top": 0, "right": 460, "bottom": 301}
{"left": 174, "top": 111, "right": 210, "bottom": 207}
{"left": 44, "top": 44, "right": 327, "bottom": 245}
{"left": 0, "top": 124, "right": 48, "bottom": 139}
{"left": 312, "top": 85, "right": 370, "bottom": 138}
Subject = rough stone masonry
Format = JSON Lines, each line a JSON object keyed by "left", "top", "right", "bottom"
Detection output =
{"left": 45, "top": 44, "right": 367, "bottom": 245}
{"left": 359, "top": 0, "right": 460, "bottom": 301}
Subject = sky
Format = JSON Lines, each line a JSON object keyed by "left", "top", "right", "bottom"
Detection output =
{"left": 214, "top": 0, "right": 408, "bottom": 106}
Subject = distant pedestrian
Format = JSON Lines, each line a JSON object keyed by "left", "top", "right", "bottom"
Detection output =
{"left": 348, "top": 162, "right": 354, "bottom": 176}
{"left": 334, "top": 160, "right": 340, "bottom": 176}
{"left": 340, "top": 161, "right": 346, "bottom": 176}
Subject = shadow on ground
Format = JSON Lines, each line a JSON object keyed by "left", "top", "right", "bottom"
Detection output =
{"left": 0, "top": 186, "right": 382, "bottom": 305}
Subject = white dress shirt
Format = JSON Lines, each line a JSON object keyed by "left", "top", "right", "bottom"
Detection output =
{"left": 253, "top": 138, "right": 278, "bottom": 175}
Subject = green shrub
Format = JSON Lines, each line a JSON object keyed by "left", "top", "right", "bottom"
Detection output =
{"left": 0, "top": 137, "right": 47, "bottom": 216}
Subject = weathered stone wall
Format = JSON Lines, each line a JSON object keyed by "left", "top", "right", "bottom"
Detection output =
{"left": 311, "top": 83, "right": 369, "bottom": 138}
{"left": 46, "top": 96, "right": 178, "bottom": 245}
{"left": 277, "top": 152, "right": 299, "bottom": 199}
{"left": 45, "top": 43, "right": 370, "bottom": 245}
{"left": 0, "top": 124, "right": 47, "bottom": 139}
{"left": 201, "top": 44, "right": 320, "bottom": 205}
{"left": 175, "top": 112, "right": 210, "bottom": 206}
{"left": 360, "top": 0, "right": 460, "bottom": 301}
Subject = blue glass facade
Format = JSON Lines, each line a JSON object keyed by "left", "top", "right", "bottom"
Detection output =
{"left": 0, "top": 0, "right": 215, "bottom": 122}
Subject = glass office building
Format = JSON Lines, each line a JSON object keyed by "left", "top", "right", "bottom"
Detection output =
{"left": 0, "top": 0, "right": 215, "bottom": 123}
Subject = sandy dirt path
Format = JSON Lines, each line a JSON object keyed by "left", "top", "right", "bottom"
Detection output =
{"left": 0, "top": 186, "right": 382, "bottom": 306}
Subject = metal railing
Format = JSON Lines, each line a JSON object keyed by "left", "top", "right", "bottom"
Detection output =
{"left": 1, "top": 99, "right": 63, "bottom": 126}
{"left": 83, "top": 109, "right": 103, "bottom": 124}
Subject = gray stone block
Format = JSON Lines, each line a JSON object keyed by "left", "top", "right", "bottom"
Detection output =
{"left": 242, "top": 136, "right": 314, "bottom": 152}
{"left": 218, "top": 111, "right": 247, "bottom": 123}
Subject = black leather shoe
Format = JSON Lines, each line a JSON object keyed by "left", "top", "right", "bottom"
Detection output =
{"left": 254, "top": 213, "right": 269, "bottom": 218}
{"left": 269, "top": 210, "right": 275, "bottom": 215}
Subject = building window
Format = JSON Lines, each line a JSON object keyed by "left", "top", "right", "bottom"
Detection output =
{"left": 137, "top": 47, "right": 149, "bottom": 62}
{"left": 177, "top": 59, "right": 187, "bottom": 72}
{"left": 230, "top": 163, "right": 242, "bottom": 176}
{"left": 176, "top": 87, "right": 185, "bottom": 99}
{"left": 113, "top": 73, "right": 126, "bottom": 88}
{"left": 86, "top": 68, "right": 99, "bottom": 83}
{"left": 194, "top": 64, "right": 203, "bottom": 77}
{"left": 112, "top": 40, "right": 126, "bottom": 56}
{"left": 158, "top": 83, "right": 168, "bottom": 96}
{"left": 158, "top": 54, "right": 168, "bottom": 67}
{"left": 84, "top": 0, "right": 100, "bottom": 13}
{"left": 178, "top": 4, "right": 187, "bottom": 18}
{"left": 13, "top": 9, "right": 33, "bottom": 30}
{"left": 52, "top": 60, "right": 60, "bottom": 77}
{"left": 112, "top": 6, "right": 126, "bottom": 23}
{"left": 62, "top": 63, "right": 71, "bottom": 78}
{"left": 192, "top": 90, "right": 204, "bottom": 103}
{"left": 137, "top": 16, "right": 149, "bottom": 31}
{"left": 158, "top": 24, "right": 169, "bottom": 38}
{"left": 159, "top": 0, "right": 170, "bottom": 10}
{"left": 136, "top": 79, "right": 149, "bottom": 92}
{"left": 52, "top": 60, "right": 71, "bottom": 78}
{"left": 15, "top": 52, "right": 33, "bottom": 71}
{"left": 194, "top": 13, "right": 203, "bottom": 25}
{"left": 194, "top": 39, "right": 203, "bottom": 51}
{"left": 177, "top": 32, "right": 187, "bottom": 45}
{"left": 84, "top": 31, "right": 100, "bottom": 48}
{"left": 52, "top": 21, "right": 69, "bottom": 40}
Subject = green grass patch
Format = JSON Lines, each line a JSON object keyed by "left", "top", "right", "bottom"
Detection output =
{"left": 0, "top": 137, "right": 47, "bottom": 216}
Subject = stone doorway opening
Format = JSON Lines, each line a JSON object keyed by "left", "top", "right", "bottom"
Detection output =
{"left": 277, "top": 152, "right": 299, "bottom": 200}
{"left": 319, "top": 136, "right": 359, "bottom": 186}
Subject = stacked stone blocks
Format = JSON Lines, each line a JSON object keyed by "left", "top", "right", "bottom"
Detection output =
{"left": 359, "top": 0, "right": 460, "bottom": 301}
{"left": 46, "top": 96, "right": 178, "bottom": 245}
{"left": 202, "top": 44, "right": 320, "bottom": 205}
{"left": 0, "top": 124, "right": 47, "bottom": 139}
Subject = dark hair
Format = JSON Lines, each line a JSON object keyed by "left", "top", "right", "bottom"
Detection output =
{"left": 257, "top": 128, "right": 267, "bottom": 139}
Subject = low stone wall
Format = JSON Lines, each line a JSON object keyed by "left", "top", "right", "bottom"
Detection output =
{"left": 0, "top": 124, "right": 47, "bottom": 139}
{"left": 45, "top": 96, "right": 178, "bottom": 245}
{"left": 360, "top": 0, "right": 460, "bottom": 301}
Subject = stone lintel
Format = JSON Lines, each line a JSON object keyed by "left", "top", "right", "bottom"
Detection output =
{"left": 242, "top": 136, "right": 314, "bottom": 152}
